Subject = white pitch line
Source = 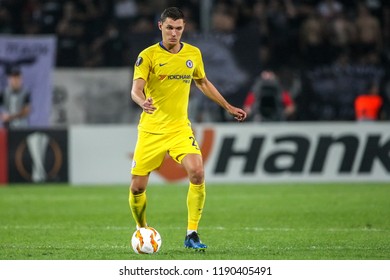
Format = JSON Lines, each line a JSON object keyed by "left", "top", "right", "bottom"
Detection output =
{"left": 0, "top": 225, "right": 388, "bottom": 232}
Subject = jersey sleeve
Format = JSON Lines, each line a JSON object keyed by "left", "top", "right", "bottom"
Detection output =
{"left": 133, "top": 50, "right": 152, "bottom": 81}
{"left": 192, "top": 48, "right": 206, "bottom": 80}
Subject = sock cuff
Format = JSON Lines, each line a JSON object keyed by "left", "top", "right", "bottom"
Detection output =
{"left": 131, "top": 191, "right": 146, "bottom": 197}
{"left": 189, "top": 182, "right": 205, "bottom": 188}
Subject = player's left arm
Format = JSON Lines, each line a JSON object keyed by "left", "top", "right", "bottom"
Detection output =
{"left": 194, "top": 76, "right": 247, "bottom": 122}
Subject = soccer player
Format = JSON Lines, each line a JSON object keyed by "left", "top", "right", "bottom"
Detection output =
{"left": 129, "top": 7, "right": 247, "bottom": 250}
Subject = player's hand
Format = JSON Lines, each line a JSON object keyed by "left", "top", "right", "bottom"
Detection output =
{"left": 142, "top": 97, "right": 156, "bottom": 114}
{"left": 228, "top": 106, "right": 247, "bottom": 122}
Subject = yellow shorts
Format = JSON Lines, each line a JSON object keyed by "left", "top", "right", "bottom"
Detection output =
{"left": 131, "top": 127, "right": 202, "bottom": 176}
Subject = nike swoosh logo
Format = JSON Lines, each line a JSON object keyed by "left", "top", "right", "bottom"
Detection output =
{"left": 159, "top": 63, "right": 168, "bottom": 66}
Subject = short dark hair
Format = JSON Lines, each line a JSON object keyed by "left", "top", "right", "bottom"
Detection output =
{"left": 160, "top": 7, "right": 184, "bottom": 22}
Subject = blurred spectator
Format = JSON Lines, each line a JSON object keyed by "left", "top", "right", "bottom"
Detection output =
{"left": 211, "top": 2, "right": 237, "bottom": 34}
{"left": 87, "top": 22, "right": 127, "bottom": 67}
{"left": 317, "top": 0, "right": 343, "bottom": 20}
{"left": 252, "top": 0, "right": 270, "bottom": 69}
{"left": 178, "top": 2, "right": 200, "bottom": 33}
{"left": 130, "top": 16, "right": 154, "bottom": 34}
{"left": 384, "top": 1, "right": 390, "bottom": 50}
{"left": 56, "top": 1, "right": 86, "bottom": 67}
{"left": 113, "top": 0, "right": 138, "bottom": 32}
{"left": 113, "top": 0, "right": 138, "bottom": 19}
{"left": 265, "top": 0, "right": 294, "bottom": 68}
{"left": 299, "top": 8, "right": 330, "bottom": 68}
{"left": 40, "top": 0, "right": 62, "bottom": 34}
{"left": 0, "top": 0, "right": 24, "bottom": 33}
{"left": 328, "top": 11, "right": 356, "bottom": 56}
{"left": 0, "top": 2, "right": 15, "bottom": 33}
{"left": 21, "top": 0, "right": 43, "bottom": 35}
{"left": 354, "top": 81, "right": 383, "bottom": 121}
{"left": 76, "top": 0, "right": 107, "bottom": 44}
{"left": 243, "top": 70, "right": 296, "bottom": 121}
{"left": 354, "top": 1, "right": 382, "bottom": 64}
{"left": 0, "top": 66, "right": 31, "bottom": 128}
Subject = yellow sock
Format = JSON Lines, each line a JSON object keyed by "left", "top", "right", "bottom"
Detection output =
{"left": 187, "top": 182, "right": 206, "bottom": 231}
{"left": 129, "top": 191, "right": 147, "bottom": 228}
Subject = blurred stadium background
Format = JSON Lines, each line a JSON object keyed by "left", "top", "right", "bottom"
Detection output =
{"left": 0, "top": 0, "right": 389, "bottom": 262}
{"left": 1, "top": 0, "right": 389, "bottom": 185}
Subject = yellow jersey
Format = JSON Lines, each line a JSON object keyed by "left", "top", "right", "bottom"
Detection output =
{"left": 133, "top": 42, "right": 206, "bottom": 133}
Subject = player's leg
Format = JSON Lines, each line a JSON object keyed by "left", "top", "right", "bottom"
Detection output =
{"left": 182, "top": 153, "right": 205, "bottom": 231}
{"left": 129, "top": 175, "right": 149, "bottom": 228}
{"left": 129, "top": 131, "right": 166, "bottom": 229}
{"left": 167, "top": 129, "right": 207, "bottom": 249}
{"left": 181, "top": 154, "right": 207, "bottom": 250}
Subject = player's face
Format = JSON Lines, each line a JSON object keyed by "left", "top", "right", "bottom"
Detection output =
{"left": 159, "top": 18, "right": 185, "bottom": 48}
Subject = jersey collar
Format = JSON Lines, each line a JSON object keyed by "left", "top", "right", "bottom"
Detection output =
{"left": 159, "top": 41, "right": 184, "bottom": 53}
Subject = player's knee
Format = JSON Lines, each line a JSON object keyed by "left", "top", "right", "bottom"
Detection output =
{"left": 130, "top": 175, "right": 148, "bottom": 194}
{"left": 188, "top": 168, "right": 204, "bottom": 185}
{"left": 130, "top": 185, "right": 145, "bottom": 195}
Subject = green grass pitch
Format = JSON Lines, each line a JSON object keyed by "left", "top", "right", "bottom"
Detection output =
{"left": 0, "top": 183, "right": 389, "bottom": 260}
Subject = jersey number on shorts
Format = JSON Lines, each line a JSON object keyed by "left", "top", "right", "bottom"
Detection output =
{"left": 189, "top": 136, "right": 200, "bottom": 150}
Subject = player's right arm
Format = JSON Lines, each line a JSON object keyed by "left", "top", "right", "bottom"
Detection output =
{"left": 131, "top": 78, "right": 156, "bottom": 114}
